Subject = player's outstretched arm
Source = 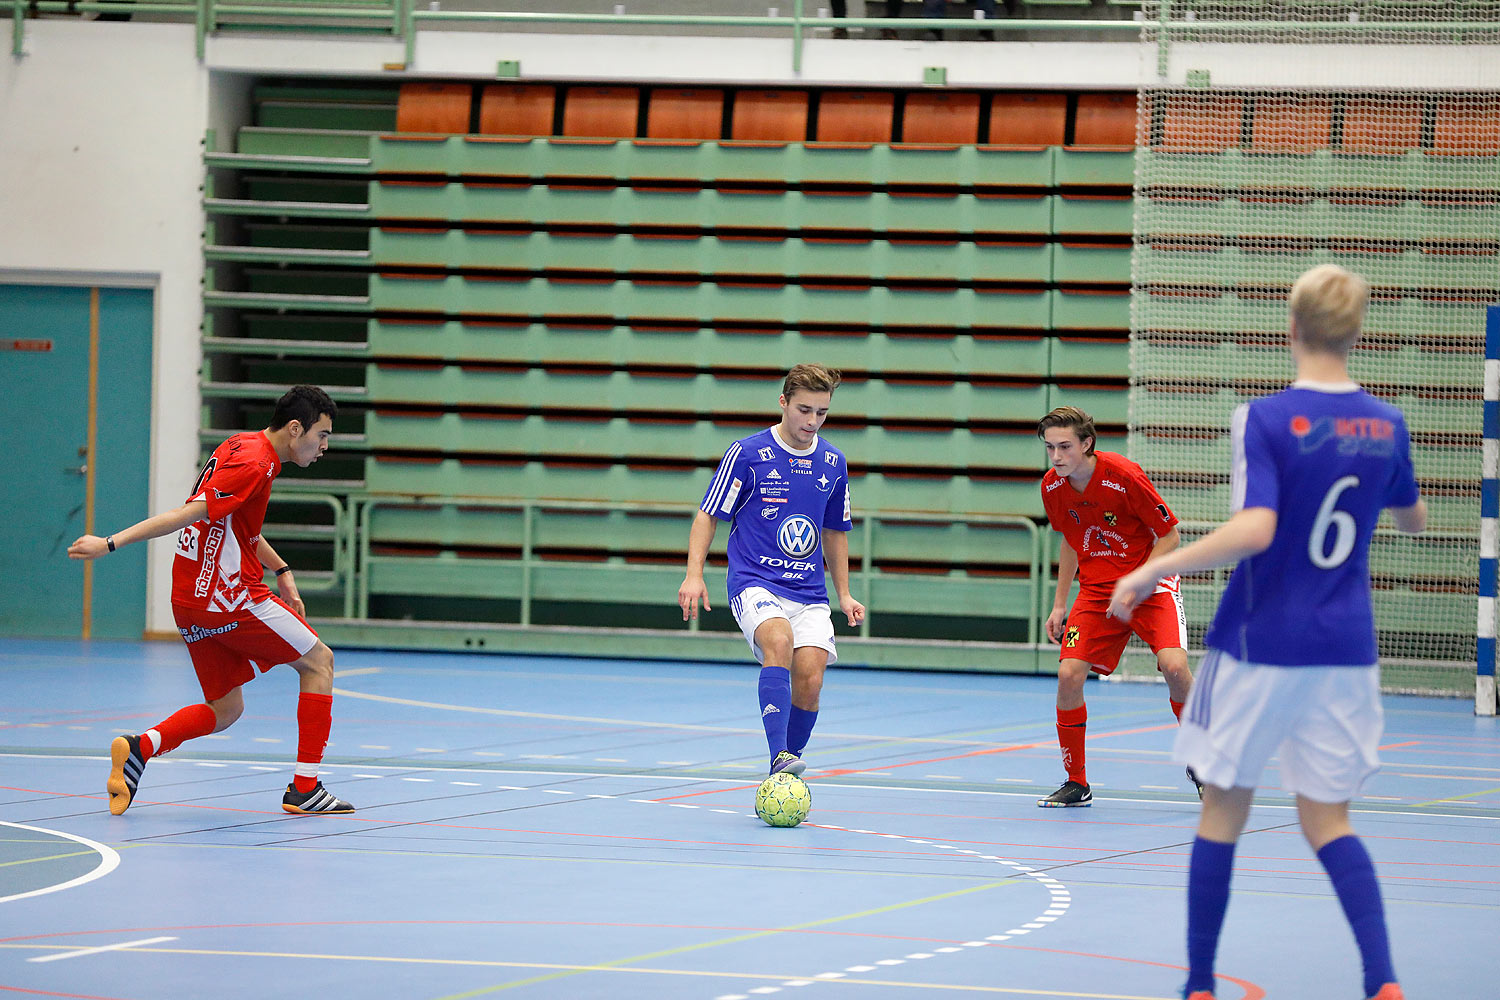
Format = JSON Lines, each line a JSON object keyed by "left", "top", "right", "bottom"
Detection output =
{"left": 678, "top": 509, "right": 718, "bottom": 620}
{"left": 67, "top": 500, "right": 209, "bottom": 561}
{"left": 822, "top": 528, "right": 865, "bottom": 627}
{"left": 1390, "top": 499, "right": 1427, "bottom": 535}
{"left": 1108, "top": 507, "right": 1278, "bottom": 620}
{"left": 1045, "top": 540, "right": 1079, "bottom": 643}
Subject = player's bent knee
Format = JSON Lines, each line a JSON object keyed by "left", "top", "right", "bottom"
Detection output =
{"left": 209, "top": 690, "right": 244, "bottom": 731}
{"left": 292, "top": 642, "right": 336, "bottom": 683}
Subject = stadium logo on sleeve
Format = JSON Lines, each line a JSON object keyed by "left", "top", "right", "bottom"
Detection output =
{"left": 1156, "top": 503, "right": 1172, "bottom": 521}
{"left": 777, "top": 515, "right": 818, "bottom": 558}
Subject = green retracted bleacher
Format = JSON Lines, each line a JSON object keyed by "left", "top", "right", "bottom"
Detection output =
{"left": 201, "top": 80, "right": 1140, "bottom": 658}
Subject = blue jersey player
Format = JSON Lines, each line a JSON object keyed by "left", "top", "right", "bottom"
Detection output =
{"left": 678, "top": 364, "right": 866, "bottom": 776}
{"left": 1109, "top": 266, "right": 1425, "bottom": 1000}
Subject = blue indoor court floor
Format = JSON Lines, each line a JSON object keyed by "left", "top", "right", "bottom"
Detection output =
{"left": 1, "top": 638, "right": 1497, "bottom": 1000}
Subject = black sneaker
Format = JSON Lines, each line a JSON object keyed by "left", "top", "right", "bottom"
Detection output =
{"left": 1037, "top": 780, "right": 1092, "bottom": 808}
{"left": 1187, "top": 766, "right": 1205, "bottom": 800}
{"left": 769, "top": 750, "right": 806, "bottom": 776}
{"left": 107, "top": 735, "right": 147, "bottom": 816}
{"left": 282, "top": 781, "right": 356, "bottom": 815}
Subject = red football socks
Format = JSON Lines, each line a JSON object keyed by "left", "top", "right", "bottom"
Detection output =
{"left": 294, "top": 692, "right": 334, "bottom": 794}
{"left": 1171, "top": 699, "right": 1185, "bottom": 721}
{"left": 1056, "top": 705, "right": 1088, "bottom": 785}
{"left": 143, "top": 703, "right": 217, "bottom": 759}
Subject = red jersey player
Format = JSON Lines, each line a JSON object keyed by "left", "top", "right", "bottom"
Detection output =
{"left": 68, "top": 385, "right": 355, "bottom": 815}
{"left": 1036, "top": 405, "right": 1200, "bottom": 807}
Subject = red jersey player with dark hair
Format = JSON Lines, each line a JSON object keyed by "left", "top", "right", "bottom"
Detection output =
{"left": 69, "top": 384, "right": 355, "bottom": 816}
{"left": 1036, "top": 405, "right": 1200, "bottom": 807}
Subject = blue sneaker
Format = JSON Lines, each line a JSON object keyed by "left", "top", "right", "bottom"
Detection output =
{"left": 769, "top": 750, "right": 806, "bottom": 776}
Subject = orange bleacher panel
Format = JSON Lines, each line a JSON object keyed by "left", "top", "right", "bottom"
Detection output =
{"left": 1072, "top": 92, "right": 1137, "bottom": 147}
{"left": 1339, "top": 96, "right": 1421, "bottom": 154}
{"left": 1249, "top": 94, "right": 1333, "bottom": 153}
{"left": 730, "top": 90, "right": 810, "bottom": 143}
{"left": 988, "top": 93, "right": 1066, "bottom": 147}
{"left": 646, "top": 88, "right": 725, "bottom": 141}
{"left": 1431, "top": 97, "right": 1500, "bottom": 155}
{"left": 562, "top": 86, "right": 641, "bottom": 140}
{"left": 1153, "top": 92, "right": 1244, "bottom": 152}
{"left": 816, "top": 91, "right": 896, "bottom": 144}
{"left": 396, "top": 83, "right": 473, "bottom": 134}
{"left": 902, "top": 92, "right": 980, "bottom": 145}
{"left": 478, "top": 84, "right": 557, "bottom": 137}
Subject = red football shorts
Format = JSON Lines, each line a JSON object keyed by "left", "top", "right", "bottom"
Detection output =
{"left": 172, "top": 596, "right": 320, "bottom": 702}
{"left": 1058, "top": 582, "right": 1187, "bottom": 675}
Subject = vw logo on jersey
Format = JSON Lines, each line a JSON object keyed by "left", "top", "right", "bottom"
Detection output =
{"left": 776, "top": 515, "right": 818, "bottom": 559}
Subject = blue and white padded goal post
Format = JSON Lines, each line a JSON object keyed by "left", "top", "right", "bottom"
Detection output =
{"left": 1481, "top": 304, "right": 1500, "bottom": 716}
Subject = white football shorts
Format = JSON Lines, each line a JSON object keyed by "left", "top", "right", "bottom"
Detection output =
{"left": 730, "top": 586, "right": 838, "bottom": 666}
{"left": 1173, "top": 649, "right": 1384, "bottom": 803}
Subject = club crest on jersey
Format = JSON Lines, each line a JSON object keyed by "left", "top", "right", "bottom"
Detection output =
{"left": 1103, "top": 512, "right": 1116, "bottom": 526}
{"left": 1064, "top": 625, "right": 1080, "bottom": 647}
{"left": 815, "top": 473, "right": 832, "bottom": 492}
{"left": 777, "top": 515, "right": 818, "bottom": 559}
{"left": 758, "top": 446, "right": 776, "bottom": 461}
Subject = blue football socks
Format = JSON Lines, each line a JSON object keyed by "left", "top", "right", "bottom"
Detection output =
{"left": 1317, "top": 834, "right": 1396, "bottom": 998}
{"left": 757, "top": 666, "right": 792, "bottom": 760}
{"left": 1184, "top": 836, "right": 1236, "bottom": 996}
{"left": 787, "top": 705, "right": 818, "bottom": 756}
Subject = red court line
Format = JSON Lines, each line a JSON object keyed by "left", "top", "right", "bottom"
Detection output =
{"left": 0, "top": 987, "right": 137, "bottom": 1000}
{"left": 652, "top": 721, "right": 1180, "bottom": 801}
{"left": 1378, "top": 741, "right": 1422, "bottom": 750}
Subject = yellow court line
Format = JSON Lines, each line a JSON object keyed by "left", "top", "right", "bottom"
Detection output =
{"left": 1410, "top": 785, "right": 1500, "bottom": 807}
{"left": 432, "top": 877, "right": 1026, "bottom": 999}
{"left": 0, "top": 944, "right": 1168, "bottom": 999}
{"left": 0, "top": 849, "right": 100, "bottom": 870}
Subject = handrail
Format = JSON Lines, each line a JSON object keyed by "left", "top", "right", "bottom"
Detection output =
{"left": 9, "top": 3, "right": 1497, "bottom": 63}
{"left": 265, "top": 492, "right": 348, "bottom": 596}
{"left": 353, "top": 494, "right": 1044, "bottom": 643}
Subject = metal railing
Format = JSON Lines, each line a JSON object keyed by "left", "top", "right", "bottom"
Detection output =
{"left": 349, "top": 494, "right": 1046, "bottom": 641}
{"left": 8, "top": 1, "right": 1142, "bottom": 61}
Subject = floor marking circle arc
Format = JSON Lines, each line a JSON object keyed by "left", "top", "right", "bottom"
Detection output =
{"left": 0, "top": 821, "right": 120, "bottom": 905}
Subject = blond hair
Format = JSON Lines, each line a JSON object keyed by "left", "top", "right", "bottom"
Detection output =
{"left": 782, "top": 363, "right": 841, "bottom": 399}
{"left": 1037, "top": 405, "right": 1097, "bottom": 456}
{"left": 1289, "top": 264, "right": 1370, "bottom": 355}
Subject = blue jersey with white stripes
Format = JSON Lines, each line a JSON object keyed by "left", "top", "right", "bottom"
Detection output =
{"left": 700, "top": 426, "right": 853, "bottom": 605}
{"left": 1203, "top": 382, "right": 1421, "bottom": 666}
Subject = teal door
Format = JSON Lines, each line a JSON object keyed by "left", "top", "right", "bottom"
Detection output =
{"left": 0, "top": 284, "right": 153, "bottom": 638}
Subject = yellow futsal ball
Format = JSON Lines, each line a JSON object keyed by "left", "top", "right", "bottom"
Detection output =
{"left": 755, "top": 772, "right": 812, "bottom": 828}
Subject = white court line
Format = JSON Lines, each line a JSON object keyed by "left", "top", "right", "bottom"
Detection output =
{"left": 29, "top": 936, "right": 178, "bottom": 963}
{"left": 0, "top": 822, "right": 120, "bottom": 905}
{"left": 3, "top": 753, "right": 1493, "bottom": 821}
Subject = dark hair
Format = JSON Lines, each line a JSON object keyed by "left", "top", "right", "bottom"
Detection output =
{"left": 269, "top": 385, "right": 337, "bottom": 433}
{"left": 1036, "top": 405, "right": 1097, "bottom": 457}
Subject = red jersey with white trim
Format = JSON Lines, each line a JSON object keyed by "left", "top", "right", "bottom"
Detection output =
{"left": 171, "top": 432, "right": 282, "bottom": 612}
{"left": 1041, "top": 450, "right": 1179, "bottom": 591}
